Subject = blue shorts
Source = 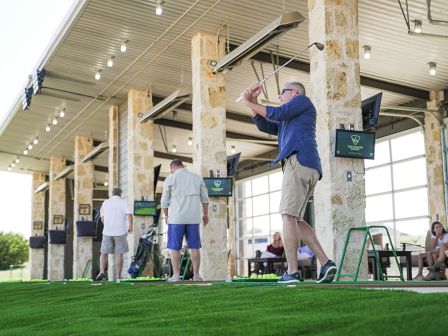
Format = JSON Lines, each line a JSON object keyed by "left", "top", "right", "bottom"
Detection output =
{"left": 167, "top": 224, "right": 201, "bottom": 250}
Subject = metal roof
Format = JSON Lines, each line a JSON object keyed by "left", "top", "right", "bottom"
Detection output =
{"left": 1, "top": 0, "right": 447, "bottom": 179}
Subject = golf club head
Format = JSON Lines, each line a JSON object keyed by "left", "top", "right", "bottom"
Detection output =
{"left": 308, "top": 42, "right": 325, "bottom": 51}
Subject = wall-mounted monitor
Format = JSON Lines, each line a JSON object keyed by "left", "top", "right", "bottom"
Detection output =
{"left": 362, "top": 92, "right": 382, "bottom": 130}
{"left": 154, "top": 164, "right": 161, "bottom": 193}
{"left": 227, "top": 152, "right": 241, "bottom": 177}
{"left": 203, "top": 178, "right": 233, "bottom": 197}
{"left": 134, "top": 200, "right": 157, "bottom": 216}
{"left": 335, "top": 129, "right": 375, "bottom": 160}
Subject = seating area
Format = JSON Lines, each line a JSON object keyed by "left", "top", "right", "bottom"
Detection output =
{"left": 248, "top": 250, "right": 317, "bottom": 279}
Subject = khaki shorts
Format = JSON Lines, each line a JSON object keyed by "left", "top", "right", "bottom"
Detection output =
{"left": 100, "top": 235, "right": 129, "bottom": 254}
{"left": 279, "top": 155, "right": 320, "bottom": 220}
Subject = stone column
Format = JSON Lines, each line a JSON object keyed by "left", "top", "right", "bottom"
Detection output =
{"left": 47, "top": 156, "right": 66, "bottom": 280}
{"left": 126, "top": 89, "right": 155, "bottom": 277}
{"left": 30, "top": 172, "right": 46, "bottom": 280}
{"left": 192, "top": 31, "right": 228, "bottom": 280}
{"left": 109, "top": 105, "right": 119, "bottom": 195}
{"left": 425, "top": 91, "right": 446, "bottom": 227}
{"left": 73, "top": 135, "right": 94, "bottom": 279}
{"left": 107, "top": 105, "right": 120, "bottom": 280}
{"left": 308, "top": 0, "right": 367, "bottom": 277}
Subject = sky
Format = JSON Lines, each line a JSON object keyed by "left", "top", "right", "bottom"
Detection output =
{"left": 0, "top": 0, "right": 76, "bottom": 238}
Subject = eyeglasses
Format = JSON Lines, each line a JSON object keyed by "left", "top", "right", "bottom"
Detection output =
{"left": 280, "top": 88, "right": 294, "bottom": 95}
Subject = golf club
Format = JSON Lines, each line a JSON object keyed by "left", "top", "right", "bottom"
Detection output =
{"left": 235, "top": 42, "right": 325, "bottom": 102}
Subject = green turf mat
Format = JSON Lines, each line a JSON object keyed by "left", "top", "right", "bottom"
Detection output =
{"left": 0, "top": 282, "right": 447, "bottom": 336}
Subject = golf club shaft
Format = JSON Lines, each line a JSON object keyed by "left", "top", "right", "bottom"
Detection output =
{"left": 235, "top": 42, "right": 323, "bottom": 103}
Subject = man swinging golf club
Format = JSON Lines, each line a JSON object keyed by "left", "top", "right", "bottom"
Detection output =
{"left": 241, "top": 80, "right": 337, "bottom": 283}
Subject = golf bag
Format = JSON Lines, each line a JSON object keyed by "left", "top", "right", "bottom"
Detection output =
{"left": 127, "top": 230, "right": 154, "bottom": 278}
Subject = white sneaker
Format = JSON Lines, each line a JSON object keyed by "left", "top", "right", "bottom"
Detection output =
{"left": 167, "top": 276, "right": 181, "bottom": 283}
{"left": 413, "top": 275, "right": 424, "bottom": 281}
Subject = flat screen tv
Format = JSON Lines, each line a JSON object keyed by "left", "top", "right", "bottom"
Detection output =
{"left": 153, "top": 164, "right": 161, "bottom": 193}
{"left": 134, "top": 200, "right": 157, "bottom": 216}
{"left": 335, "top": 129, "right": 375, "bottom": 160}
{"left": 203, "top": 177, "right": 233, "bottom": 197}
{"left": 227, "top": 152, "right": 241, "bottom": 177}
{"left": 362, "top": 92, "right": 382, "bottom": 130}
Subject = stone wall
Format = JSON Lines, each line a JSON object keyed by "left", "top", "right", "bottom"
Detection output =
{"left": 191, "top": 31, "right": 228, "bottom": 280}
{"left": 30, "top": 172, "right": 46, "bottom": 280}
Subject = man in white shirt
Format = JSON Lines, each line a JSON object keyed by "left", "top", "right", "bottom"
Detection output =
{"left": 161, "top": 159, "right": 209, "bottom": 282}
{"left": 96, "top": 187, "right": 133, "bottom": 280}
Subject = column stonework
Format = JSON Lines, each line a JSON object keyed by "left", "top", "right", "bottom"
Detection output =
{"left": 126, "top": 89, "right": 155, "bottom": 276}
{"left": 73, "top": 136, "right": 94, "bottom": 278}
{"left": 308, "top": 0, "right": 367, "bottom": 277}
{"left": 425, "top": 91, "right": 446, "bottom": 227}
{"left": 109, "top": 105, "right": 119, "bottom": 195}
{"left": 192, "top": 31, "right": 227, "bottom": 280}
{"left": 48, "top": 156, "right": 66, "bottom": 280}
{"left": 107, "top": 105, "right": 120, "bottom": 280}
{"left": 30, "top": 172, "right": 46, "bottom": 280}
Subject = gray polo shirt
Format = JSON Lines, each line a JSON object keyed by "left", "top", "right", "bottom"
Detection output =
{"left": 161, "top": 168, "right": 209, "bottom": 224}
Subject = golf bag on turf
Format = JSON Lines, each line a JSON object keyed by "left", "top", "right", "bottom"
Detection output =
{"left": 127, "top": 230, "right": 155, "bottom": 278}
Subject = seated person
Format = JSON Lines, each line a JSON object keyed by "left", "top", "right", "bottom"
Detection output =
{"left": 425, "top": 242, "right": 448, "bottom": 281}
{"left": 414, "top": 221, "right": 448, "bottom": 280}
{"left": 297, "top": 245, "right": 314, "bottom": 260}
{"left": 261, "top": 232, "right": 284, "bottom": 258}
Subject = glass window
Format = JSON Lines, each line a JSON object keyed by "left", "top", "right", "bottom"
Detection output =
{"left": 252, "top": 194, "right": 269, "bottom": 216}
{"left": 253, "top": 215, "right": 270, "bottom": 236}
{"left": 252, "top": 175, "right": 269, "bottom": 196}
{"left": 238, "top": 218, "right": 252, "bottom": 237}
{"left": 392, "top": 158, "right": 427, "bottom": 190}
{"left": 396, "top": 218, "right": 430, "bottom": 246}
{"left": 270, "top": 214, "right": 282, "bottom": 233}
{"left": 238, "top": 239, "right": 254, "bottom": 259}
{"left": 390, "top": 131, "right": 425, "bottom": 161}
{"left": 365, "top": 166, "right": 392, "bottom": 195}
{"left": 365, "top": 194, "right": 393, "bottom": 222}
{"left": 269, "top": 171, "right": 283, "bottom": 191}
{"left": 365, "top": 140, "right": 390, "bottom": 168}
{"left": 237, "top": 180, "right": 252, "bottom": 198}
{"left": 269, "top": 191, "right": 281, "bottom": 213}
{"left": 394, "top": 189, "right": 429, "bottom": 219}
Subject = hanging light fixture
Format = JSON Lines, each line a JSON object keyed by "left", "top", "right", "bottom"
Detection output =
{"left": 172, "top": 145, "right": 177, "bottom": 153}
{"left": 15, "top": 157, "right": 20, "bottom": 163}
{"left": 7, "top": 166, "right": 11, "bottom": 171}
{"left": 45, "top": 124, "right": 51, "bottom": 132}
{"left": 107, "top": 56, "right": 114, "bottom": 67}
{"left": 11, "top": 162, "right": 16, "bottom": 167}
{"left": 414, "top": 20, "right": 422, "bottom": 33}
{"left": 95, "top": 70, "right": 101, "bottom": 80}
{"left": 59, "top": 109, "right": 65, "bottom": 118}
{"left": 23, "top": 149, "right": 28, "bottom": 155}
{"left": 33, "top": 137, "right": 39, "bottom": 145}
{"left": 187, "top": 137, "right": 192, "bottom": 146}
{"left": 52, "top": 117, "right": 58, "bottom": 125}
{"left": 429, "top": 62, "right": 437, "bottom": 76}
{"left": 28, "top": 143, "right": 33, "bottom": 150}
{"left": 231, "top": 145, "right": 236, "bottom": 154}
{"left": 155, "top": 0, "right": 164, "bottom": 15}
{"left": 120, "top": 41, "right": 127, "bottom": 53}
{"left": 363, "top": 45, "right": 371, "bottom": 60}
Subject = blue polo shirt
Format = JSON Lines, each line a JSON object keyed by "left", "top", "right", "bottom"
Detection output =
{"left": 251, "top": 95, "right": 322, "bottom": 179}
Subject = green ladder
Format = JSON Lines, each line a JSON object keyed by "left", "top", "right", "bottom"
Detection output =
{"left": 82, "top": 259, "right": 100, "bottom": 279}
{"left": 335, "top": 225, "right": 404, "bottom": 282}
{"left": 179, "top": 251, "right": 191, "bottom": 280}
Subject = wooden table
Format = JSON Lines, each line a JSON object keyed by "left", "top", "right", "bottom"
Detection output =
{"left": 368, "top": 250, "right": 412, "bottom": 280}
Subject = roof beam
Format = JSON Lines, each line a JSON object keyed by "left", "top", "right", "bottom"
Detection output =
{"left": 153, "top": 118, "right": 276, "bottom": 144}
{"left": 230, "top": 44, "right": 430, "bottom": 101}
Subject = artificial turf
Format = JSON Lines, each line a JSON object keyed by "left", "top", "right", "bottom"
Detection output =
{"left": 0, "top": 282, "right": 446, "bottom": 336}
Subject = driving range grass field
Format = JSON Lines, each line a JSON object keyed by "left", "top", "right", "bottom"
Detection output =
{"left": 0, "top": 282, "right": 446, "bottom": 336}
